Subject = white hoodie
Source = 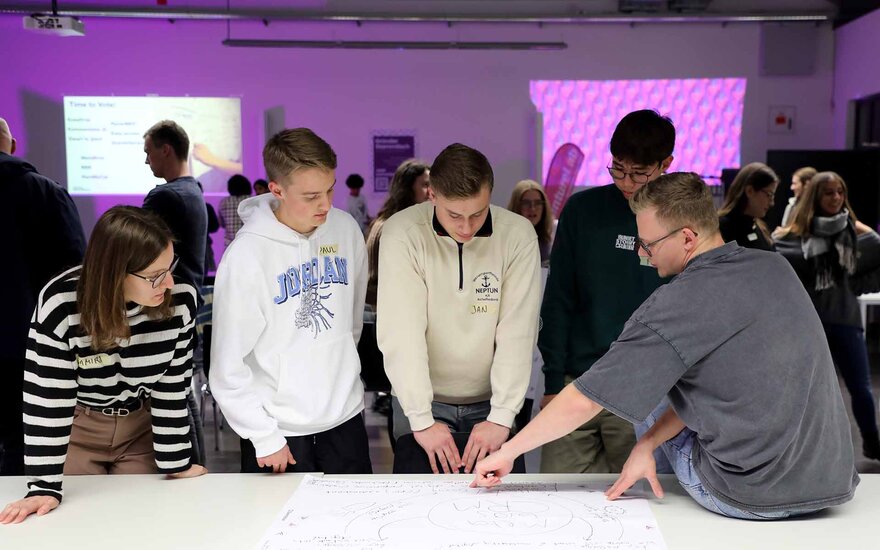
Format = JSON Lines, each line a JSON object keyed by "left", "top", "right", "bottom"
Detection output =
{"left": 210, "top": 194, "right": 367, "bottom": 457}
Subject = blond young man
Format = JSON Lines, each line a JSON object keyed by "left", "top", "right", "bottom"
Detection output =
{"left": 210, "top": 128, "right": 371, "bottom": 474}
{"left": 378, "top": 143, "right": 541, "bottom": 474}
{"left": 473, "top": 172, "right": 858, "bottom": 520}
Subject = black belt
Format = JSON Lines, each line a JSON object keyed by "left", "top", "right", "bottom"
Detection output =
{"left": 80, "top": 397, "right": 145, "bottom": 417}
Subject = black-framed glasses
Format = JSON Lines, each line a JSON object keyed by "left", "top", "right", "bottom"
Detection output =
{"left": 129, "top": 255, "right": 179, "bottom": 288}
{"left": 607, "top": 162, "right": 661, "bottom": 184}
{"left": 637, "top": 227, "right": 696, "bottom": 257}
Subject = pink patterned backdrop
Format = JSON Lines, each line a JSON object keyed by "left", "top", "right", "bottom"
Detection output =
{"left": 530, "top": 78, "right": 747, "bottom": 188}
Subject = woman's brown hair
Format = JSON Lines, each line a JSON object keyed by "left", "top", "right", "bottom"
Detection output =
{"left": 782, "top": 171, "right": 859, "bottom": 238}
{"left": 77, "top": 206, "right": 175, "bottom": 351}
{"left": 718, "top": 162, "right": 779, "bottom": 241}
{"left": 375, "top": 159, "right": 431, "bottom": 222}
{"left": 507, "top": 179, "right": 555, "bottom": 247}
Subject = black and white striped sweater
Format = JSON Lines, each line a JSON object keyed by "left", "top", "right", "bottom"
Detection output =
{"left": 24, "top": 266, "right": 195, "bottom": 500}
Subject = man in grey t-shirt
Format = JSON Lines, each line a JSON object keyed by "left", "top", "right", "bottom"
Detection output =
{"left": 472, "top": 172, "right": 858, "bottom": 519}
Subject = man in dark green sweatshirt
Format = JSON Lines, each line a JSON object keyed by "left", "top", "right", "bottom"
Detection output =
{"left": 538, "top": 110, "right": 674, "bottom": 473}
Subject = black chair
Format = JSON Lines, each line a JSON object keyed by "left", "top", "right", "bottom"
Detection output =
{"left": 393, "top": 432, "right": 527, "bottom": 474}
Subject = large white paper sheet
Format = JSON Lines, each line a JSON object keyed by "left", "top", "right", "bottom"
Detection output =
{"left": 257, "top": 476, "right": 667, "bottom": 550}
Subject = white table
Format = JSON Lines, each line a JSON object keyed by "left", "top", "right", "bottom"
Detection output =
{"left": 858, "top": 292, "right": 880, "bottom": 328}
{"left": 0, "top": 473, "right": 875, "bottom": 549}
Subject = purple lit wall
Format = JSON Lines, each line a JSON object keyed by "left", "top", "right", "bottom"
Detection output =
{"left": 833, "top": 9, "right": 880, "bottom": 148}
{"left": 1, "top": 16, "right": 837, "bottom": 266}
{"left": 530, "top": 78, "right": 746, "bottom": 188}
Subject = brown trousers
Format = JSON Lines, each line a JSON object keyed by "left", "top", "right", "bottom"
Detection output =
{"left": 63, "top": 401, "right": 158, "bottom": 475}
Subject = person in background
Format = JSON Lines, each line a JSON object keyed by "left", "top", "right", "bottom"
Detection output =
{"left": 775, "top": 172, "right": 880, "bottom": 461}
{"left": 364, "top": 160, "right": 431, "bottom": 418}
{"left": 366, "top": 160, "right": 431, "bottom": 308}
{"left": 717, "top": 162, "right": 778, "bottom": 251}
{"left": 507, "top": 179, "right": 556, "bottom": 432}
{"left": 205, "top": 202, "right": 220, "bottom": 274}
{"left": 346, "top": 173, "right": 372, "bottom": 235}
{"left": 507, "top": 179, "right": 555, "bottom": 267}
{"left": 0, "top": 117, "right": 86, "bottom": 477}
{"left": 0, "top": 206, "right": 205, "bottom": 524}
{"left": 219, "top": 174, "right": 251, "bottom": 248}
{"left": 538, "top": 109, "right": 674, "bottom": 475}
{"left": 142, "top": 120, "right": 208, "bottom": 293}
{"left": 253, "top": 178, "right": 270, "bottom": 196}
{"left": 780, "top": 166, "right": 817, "bottom": 228}
{"left": 142, "top": 119, "right": 208, "bottom": 465}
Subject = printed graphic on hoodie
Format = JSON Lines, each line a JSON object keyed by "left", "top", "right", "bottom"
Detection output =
{"left": 274, "top": 255, "right": 349, "bottom": 338}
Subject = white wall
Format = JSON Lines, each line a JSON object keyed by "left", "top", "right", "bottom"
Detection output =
{"left": 833, "top": 8, "right": 880, "bottom": 148}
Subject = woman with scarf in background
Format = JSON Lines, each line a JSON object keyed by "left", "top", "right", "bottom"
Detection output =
{"left": 775, "top": 172, "right": 880, "bottom": 462}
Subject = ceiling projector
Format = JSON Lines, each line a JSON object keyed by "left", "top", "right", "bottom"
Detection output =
{"left": 23, "top": 15, "right": 85, "bottom": 37}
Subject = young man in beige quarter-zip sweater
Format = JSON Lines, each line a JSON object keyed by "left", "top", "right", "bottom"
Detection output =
{"left": 377, "top": 143, "right": 542, "bottom": 475}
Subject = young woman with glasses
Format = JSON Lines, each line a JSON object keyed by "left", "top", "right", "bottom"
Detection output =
{"left": 0, "top": 206, "right": 206, "bottom": 524}
{"left": 507, "top": 179, "right": 555, "bottom": 266}
{"left": 718, "top": 162, "right": 779, "bottom": 251}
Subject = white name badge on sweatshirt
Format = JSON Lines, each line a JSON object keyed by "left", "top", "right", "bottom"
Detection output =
{"left": 319, "top": 244, "right": 339, "bottom": 255}
{"left": 615, "top": 234, "right": 636, "bottom": 251}
{"left": 747, "top": 232, "right": 758, "bottom": 242}
{"left": 76, "top": 353, "right": 112, "bottom": 369}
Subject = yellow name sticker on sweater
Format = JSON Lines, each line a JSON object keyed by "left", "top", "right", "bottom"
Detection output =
{"left": 76, "top": 353, "right": 112, "bottom": 369}
{"left": 319, "top": 244, "right": 339, "bottom": 255}
{"left": 471, "top": 303, "right": 498, "bottom": 315}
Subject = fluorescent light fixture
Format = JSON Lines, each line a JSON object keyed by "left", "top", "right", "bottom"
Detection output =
{"left": 222, "top": 39, "right": 567, "bottom": 50}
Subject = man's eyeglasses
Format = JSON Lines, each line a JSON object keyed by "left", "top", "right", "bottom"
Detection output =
{"left": 129, "top": 255, "right": 179, "bottom": 289}
{"left": 637, "top": 228, "right": 697, "bottom": 257}
{"left": 521, "top": 200, "right": 545, "bottom": 209}
{"left": 607, "top": 162, "right": 661, "bottom": 184}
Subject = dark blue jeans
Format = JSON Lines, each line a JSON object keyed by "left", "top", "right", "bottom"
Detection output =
{"left": 390, "top": 396, "right": 491, "bottom": 441}
{"left": 824, "top": 323, "right": 880, "bottom": 442}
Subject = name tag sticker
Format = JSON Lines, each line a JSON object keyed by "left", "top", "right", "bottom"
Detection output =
{"left": 470, "top": 303, "right": 498, "bottom": 315}
{"left": 76, "top": 353, "right": 112, "bottom": 369}
{"left": 639, "top": 256, "right": 654, "bottom": 267}
{"left": 747, "top": 233, "right": 758, "bottom": 241}
{"left": 319, "top": 244, "right": 339, "bottom": 256}
{"left": 615, "top": 235, "right": 636, "bottom": 251}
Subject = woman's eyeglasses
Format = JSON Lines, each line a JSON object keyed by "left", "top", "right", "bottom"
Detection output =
{"left": 129, "top": 255, "right": 179, "bottom": 289}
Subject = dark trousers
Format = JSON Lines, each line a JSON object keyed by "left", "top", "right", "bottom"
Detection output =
{"left": 240, "top": 413, "right": 372, "bottom": 474}
{"left": 0, "top": 359, "right": 24, "bottom": 476}
{"left": 824, "top": 323, "right": 880, "bottom": 442}
{"left": 513, "top": 398, "right": 534, "bottom": 433}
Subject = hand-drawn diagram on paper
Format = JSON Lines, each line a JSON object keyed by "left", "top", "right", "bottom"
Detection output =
{"left": 256, "top": 476, "right": 667, "bottom": 550}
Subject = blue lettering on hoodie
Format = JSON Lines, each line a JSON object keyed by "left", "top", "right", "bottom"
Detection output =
{"left": 273, "top": 256, "right": 348, "bottom": 305}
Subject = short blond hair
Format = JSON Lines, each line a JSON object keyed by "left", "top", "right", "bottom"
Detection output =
{"left": 263, "top": 128, "right": 337, "bottom": 184}
{"left": 629, "top": 172, "right": 719, "bottom": 235}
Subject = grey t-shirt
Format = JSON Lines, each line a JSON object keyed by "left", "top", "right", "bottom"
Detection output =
{"left": 574, "top": 242, "right": 859, "bottom": 512}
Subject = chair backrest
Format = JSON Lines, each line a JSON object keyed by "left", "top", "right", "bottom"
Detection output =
{"left": 393, "top": 432, "right": 527, "bottom": 474}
